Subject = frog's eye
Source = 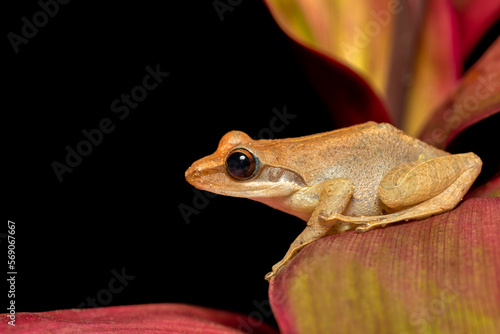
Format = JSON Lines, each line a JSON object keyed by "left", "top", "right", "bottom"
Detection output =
{"left": 226, "top": 148, "right": 258, "bottom": 180}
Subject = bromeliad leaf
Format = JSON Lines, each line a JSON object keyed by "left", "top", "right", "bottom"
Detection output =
{"left": 269, "top": 197, "right": 500, "bottom": 334}
{"left": 1, "top": 304, "right": 279, "bottom": 334}
{"left": 263, "top": 0, "right": 500, "bottom": 136}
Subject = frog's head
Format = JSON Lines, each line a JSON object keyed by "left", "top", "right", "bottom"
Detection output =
{"left": 185, "top": 131, "right": 305, "bottom": 199}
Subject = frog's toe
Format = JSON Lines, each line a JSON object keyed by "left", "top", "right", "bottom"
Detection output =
{"left": 355, "top": 223, "right": 375, "bottom": 233}
{"left": 334, "top": 221, "right": 353, "bottom": 233}
{"left": 355, "top": 221, "right": 391, "bottom": 233}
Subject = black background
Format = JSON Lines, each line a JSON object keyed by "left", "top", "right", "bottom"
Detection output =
{"left": 5, "top": 0, "right": 334, "bottom": 326}
{"left": 5, "top": 0, "right": 498, "bottom": 328}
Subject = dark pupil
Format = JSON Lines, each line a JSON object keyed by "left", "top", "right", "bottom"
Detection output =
{"left": 227, "top": 152, "right": 252, "bottom": 178}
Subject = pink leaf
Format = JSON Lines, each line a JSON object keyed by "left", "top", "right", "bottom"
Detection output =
{"left": 269, "top": 197, "right": 500, "bottom": 334}
{"left": 454, "top": 0, "right": 500, "bottom": 59}
{"left": 1, "top": 304, "right": 279, "bottom": 334}
{"left": 420, "top": 36, "right": 500, "bottom": 150}
{"left": 263, "top": 0, "right": 500, "bottom": 136}
{"left": 291, "top": 43, "right": 391, "bottom": 128}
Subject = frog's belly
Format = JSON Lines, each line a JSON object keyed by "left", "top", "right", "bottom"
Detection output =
{"left": 321, "top": 155, "right": 402, "bottom": 217}
{"left": 343, "top": 188, "right": 385, "bottom": 217}
{"left": 334, "top": 168, "right": 388, "bottom": 217}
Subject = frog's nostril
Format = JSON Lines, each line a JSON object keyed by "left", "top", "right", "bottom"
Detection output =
{"left": 185, "top": 165, "right": 198, "bottom": 184}
{"left": 185, "top": 158, "right": 208, "bottom": 185}
{"left": 185, "top": 154, "right": 224, "bottom": 188}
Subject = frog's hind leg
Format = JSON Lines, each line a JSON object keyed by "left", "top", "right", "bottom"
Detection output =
{"left": 378, "top": 153, "right": 482, "bottom": 210}
{"left": 332, "top": 153, "right": 482, "bottom": 233}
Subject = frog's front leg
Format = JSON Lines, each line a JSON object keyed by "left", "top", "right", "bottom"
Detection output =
{"left": 265, "top": 178, "right": 354, "bottom": 280}
{"left": 331, "top": 153, "right": 482, "bottom": 233}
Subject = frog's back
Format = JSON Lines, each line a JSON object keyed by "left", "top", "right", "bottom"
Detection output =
{"left": 283, "top": 122, "right": 449, "bottom": 216}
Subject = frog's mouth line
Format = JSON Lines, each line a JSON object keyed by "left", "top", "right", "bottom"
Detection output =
{"left": 189, "top": 178, "right": 305, "bottom": 201}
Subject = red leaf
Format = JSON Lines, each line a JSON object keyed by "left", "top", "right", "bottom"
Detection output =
{"left": 263, "top": 0, "right": 500, "bottom": 136}
{"left": 420, "top": 37, "right": 500, "bottom": 150}
{"left": 292, "top": 43, "right": 391, "bottom": 128}
{"left": 1, "top": 304, "right": 279, "bottom": 334}
{"left": 467, "top": 173, "right": 500, "bottom": 198}
{"left": 455, "top": 0, "right": 500, "bottom": 59}
{"left": 269, "top": 198, "right": 500, "bottom": 334}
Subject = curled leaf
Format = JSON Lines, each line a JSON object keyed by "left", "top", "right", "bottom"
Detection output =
{"left": 1, "top": 304, "right": 279, "bottom": 334}
{"left": 269, "top": 197, "right": 500, "bottom": 334}
{"left": 467, "top": 173, "right": 500, "bottom": 198}
{"left": 263, "top": 0, "right": 500, "bottom": 135}
{"left": 420, "top": 36, "right": 500, "bottom": 150}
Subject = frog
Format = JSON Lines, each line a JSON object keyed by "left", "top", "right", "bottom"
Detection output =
{"left": 184, "top": 122, "right": 482, "bottom": 280}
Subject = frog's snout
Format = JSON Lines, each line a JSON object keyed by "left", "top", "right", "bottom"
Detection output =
{"left": 185, "top": 154, "right": 224, "bottom": 189}
{"left": 185, "top": 162, "right": 201, "bottom": 186}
